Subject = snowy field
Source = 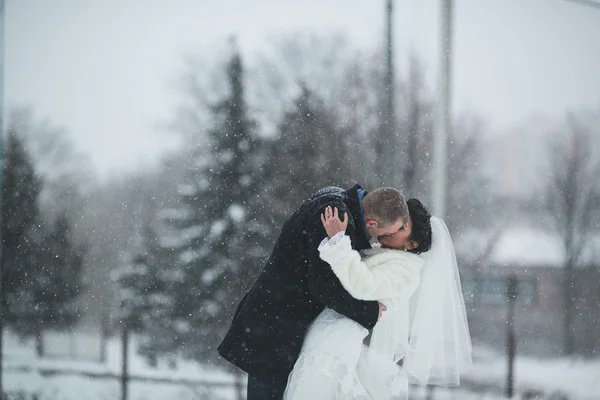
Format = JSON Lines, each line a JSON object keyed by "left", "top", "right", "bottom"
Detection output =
{"left": 464, "top": 346, "right": 600, "bottom": 400}
{"left": 2, "top": 331, "right": 600, "bottom": 400}
{"left": 3, "top": 330, "right": 239, "bottom": 400}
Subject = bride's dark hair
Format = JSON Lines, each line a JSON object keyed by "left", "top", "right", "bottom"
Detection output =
{"left": 406, "top": 198, "right": 432, "bottom": 255}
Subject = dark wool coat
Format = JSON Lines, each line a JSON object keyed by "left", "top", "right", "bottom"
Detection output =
{"left": 217, "top": 185, "right": 379, "bottom": 387}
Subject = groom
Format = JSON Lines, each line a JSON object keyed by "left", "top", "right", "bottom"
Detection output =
{"left": 218, "top": 184, "right": 409, "bottom": 399}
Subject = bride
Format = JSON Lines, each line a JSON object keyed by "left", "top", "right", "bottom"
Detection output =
{"left": 283, "top": 199, "right": 472, "bottom": 400}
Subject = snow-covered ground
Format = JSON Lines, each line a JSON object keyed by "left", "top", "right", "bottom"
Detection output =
{"left": 3, "top": 330, "right": 238, "bottom": 400}
{"left": 465, "top": 345, "right": 600, "bottom": 400}
{"left": 2, "top": 331, "right": 600, "bottom": 399}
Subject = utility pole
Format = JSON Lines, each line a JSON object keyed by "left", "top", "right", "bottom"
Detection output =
{"left": 404, "top": 58, "right": 420, "bottom": 194}
{"left": 0, "top": 0, "right": 6, "bottom": 397}
{"left": 376, "top": 0, "right": 396, "bottom": 185}
{"left": 385, "top": 0, "right": 395, "bottom": 146}
{"left": 432, "top": 0, "right": 453, "bottom": 219}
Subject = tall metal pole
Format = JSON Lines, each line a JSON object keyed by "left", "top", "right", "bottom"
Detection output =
{"left": 385, "top": 0, "right": 396, "bottom": 158}
{"left": 432, "top": 0, "right": 453, "bottom": 218}
{"left": 376, "top": 0, "right": 396, "bottom": 186}
{"left": 0, "top": 1, "right": 6, "bottom": 397}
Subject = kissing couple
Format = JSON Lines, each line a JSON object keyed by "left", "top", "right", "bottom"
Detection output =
{"left": 218, "top": 185, "right": 472, "bottom": 399}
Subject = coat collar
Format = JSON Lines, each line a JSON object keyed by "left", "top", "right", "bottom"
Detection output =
{"left": 344, "top": 184, "right": 371, "bottom": 251}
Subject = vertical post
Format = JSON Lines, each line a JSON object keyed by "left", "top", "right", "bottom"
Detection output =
{"left": 425, "top": 386, "right": 434, "bottom": 400}
{"left": 100, "top": 313, "right": 109, "bottom": 363}
{"left": 0, "top": 0, "right": 5, "bottom": 398}
{"left": 69, "top": 330, "right": 76, "bottom": 359}
{"left": 121, "top": 325, "right": 129, "bottom": 400}
{"left": 234, "top": 371, "right": 244, "bottom": 400}
{"left": 35, "top": 324, "right": 43, "bottom": 357}
{"left": 376, "top": 0, "right": 396, "bottom": 185}
{"left": 432, "top": 0, "right": 453, "bottom": 218}
{"left": 385, "top": 0, "right": 395, "bottom": 166}
{"left": 404, "top": 59, "right": 419, "bottom": 194}
{"left": 506, "top": 275, "right": 518, "bottom": 398}
{"left": 563, "top": 261, "right": 575, "bottom": 356}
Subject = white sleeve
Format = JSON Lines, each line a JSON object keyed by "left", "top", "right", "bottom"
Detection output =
{"left": 319, "top": 236, "right": 421, "bottom": 301}
{"left": 317, "top": 231, "right": 346, "bottom": 253}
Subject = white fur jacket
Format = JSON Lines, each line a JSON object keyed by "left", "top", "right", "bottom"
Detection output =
{"left": 318, "top": 232, "right": 423, "bottom": 310}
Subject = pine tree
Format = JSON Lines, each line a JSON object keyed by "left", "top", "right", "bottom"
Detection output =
{"left": 26, "top": 214, "right": 85, "bottom": 355}
{"left": 115, "top": 223, "right": 179, "bottom": 367}
{"left": 2, "top": 126, "right": 85, "bottom": 353}
{"left": 163, "top": 45, "right": 270, "bottom": 363}
{"left": 1, "top": 127, "right": 43, "bottom": 333}
{"left": 266, "top": 85, "right": 352, "bottom": 226}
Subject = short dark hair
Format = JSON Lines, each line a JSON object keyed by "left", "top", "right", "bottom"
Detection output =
{"left": 406, "top": 198, "right": 432, "bottom": 255}
{"left": 362, "top": 187, "right": 408, "bottom": 227}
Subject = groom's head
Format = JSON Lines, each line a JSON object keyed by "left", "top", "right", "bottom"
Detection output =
{"left": 378, "top": 198, "right": 432, "bottom": 253}
{"left": 361, "top": 187, "right": 408, "bottom": 237}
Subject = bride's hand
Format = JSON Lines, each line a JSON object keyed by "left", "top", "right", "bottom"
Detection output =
{"left": 320, "top": 206, "right": 348, "bottom": 238}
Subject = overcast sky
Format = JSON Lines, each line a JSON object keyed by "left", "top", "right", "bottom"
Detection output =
{"left": 6, "top": 0, "right": 600, "bottom": 179}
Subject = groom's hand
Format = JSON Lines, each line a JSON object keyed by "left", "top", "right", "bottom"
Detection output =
{"left": 378, "top": 302, "right": 387, "bottom": 321}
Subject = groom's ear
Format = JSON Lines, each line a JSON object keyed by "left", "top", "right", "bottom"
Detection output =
{"left": 365, "top": 219, "right": 378, "bottom": 228}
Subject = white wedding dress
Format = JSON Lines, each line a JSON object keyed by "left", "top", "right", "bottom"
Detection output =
{"left": 283, "top": 236, "right": 424, "bottom": 400}
{"left": 283, "top": 307, "right": 372, "bottom": 399}
{"left": 284, "top": 217, "right": 473, "bottom": 399}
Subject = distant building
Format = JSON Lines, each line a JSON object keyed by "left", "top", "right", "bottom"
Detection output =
{"left": 455, "top": 228, "right": 600, "bottom": 357}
